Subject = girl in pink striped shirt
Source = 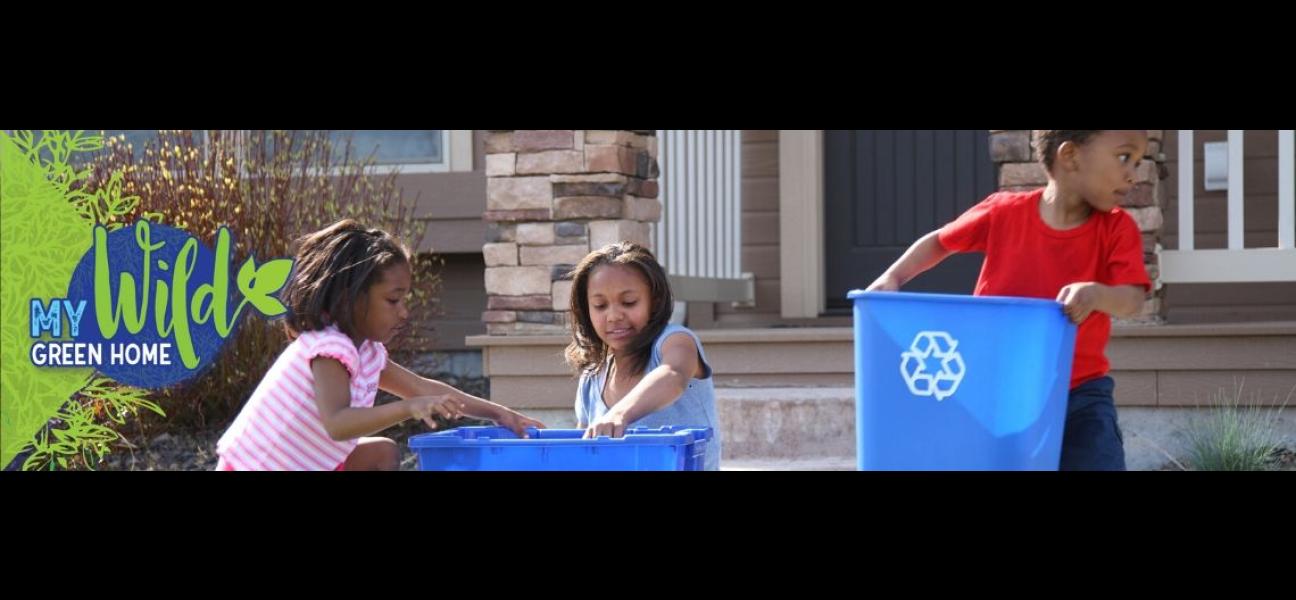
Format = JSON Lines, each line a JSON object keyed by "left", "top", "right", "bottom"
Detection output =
{"left": 216, "top": 219, "right": 545, "bottom": 471}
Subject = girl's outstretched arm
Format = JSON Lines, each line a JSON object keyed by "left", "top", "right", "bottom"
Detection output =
{"left": 379, "top": 359, "right": 545, "bottom": 436}
{"left": 313, "top": 357, "right": 458, "bottom": 440}
{"left": 585, "top": 332, "right": 701, "bottom": 438}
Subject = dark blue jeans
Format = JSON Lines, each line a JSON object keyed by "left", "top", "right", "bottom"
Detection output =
{"left": 1060, "top": 376, "right": 1126, "bottom": 471}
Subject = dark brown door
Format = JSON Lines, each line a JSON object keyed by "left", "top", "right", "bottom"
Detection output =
{"left": 825, "top": 130, "right": 998, "bottom": 312}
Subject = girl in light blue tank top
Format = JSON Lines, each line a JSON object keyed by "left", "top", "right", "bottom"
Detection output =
{"left": 564, "top": 242, "right": 722, "bottom": 470}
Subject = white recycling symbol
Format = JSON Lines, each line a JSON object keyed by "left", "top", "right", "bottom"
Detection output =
{"left": 900, "top": 330, "right": 965, "bottom": 401}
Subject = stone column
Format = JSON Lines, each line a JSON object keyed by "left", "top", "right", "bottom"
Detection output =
{"left": 482, "top": 130, "right": 660, "bottom": 335}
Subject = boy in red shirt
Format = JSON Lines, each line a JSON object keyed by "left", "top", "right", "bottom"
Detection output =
{"left": 867, "top": 130, "right": 1151, "bottom": 470}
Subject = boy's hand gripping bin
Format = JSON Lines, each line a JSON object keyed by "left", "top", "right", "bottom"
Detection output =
{"left": 848, "top": 291, "right": 1078, "bottom": 470}
{"left": 408, "top": 426, "right": 712, "bottom": 471}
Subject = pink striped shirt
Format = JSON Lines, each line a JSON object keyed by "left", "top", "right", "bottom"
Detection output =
{"left": 216, "top": 325, "right": 388, "bottom": 471}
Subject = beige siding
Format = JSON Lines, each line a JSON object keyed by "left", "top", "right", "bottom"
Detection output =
{"left": 426, "top": 253, "right": 487, "bottom": 352}
{"left": 400, "top": 130, "right": 487, "bottom": 255}
{"left": 715, "top": 129, "right": 784, "bottom": 326}
{"left": 1161, "top": 130, "right": 1296, "bottom": 323}
{"left": 396, "top": 131, "right": 488, "bottom": 351}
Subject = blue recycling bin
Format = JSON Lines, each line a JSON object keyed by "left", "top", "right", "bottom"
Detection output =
{"left": 849, "top": 290, "right": 1078, "bottom": 470}
{"left": 408, "top": 425, "right": 712, "bottom": 471}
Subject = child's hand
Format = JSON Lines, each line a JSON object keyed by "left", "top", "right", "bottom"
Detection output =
{"left": 1056, "top": 282, "right": 1102, "bottom": 324}
{"left": 494, "top": 409, "right": 546, "bottom": 438}
{"left": 584, "top": 413, "right": 628, "bottom": 439}
{"left": 406, "top": 395, "right": 465, "bottom": 429}
{"left": 865, "top": 273, "right": 901, "bottom": 292}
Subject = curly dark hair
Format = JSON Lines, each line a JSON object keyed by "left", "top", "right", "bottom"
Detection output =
{"left": 1033, "top": 130, "right": 1103, "bottom": 172}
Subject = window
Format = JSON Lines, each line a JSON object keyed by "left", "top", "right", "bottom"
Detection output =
{"left": 269, "top": 130, "right": 471, "bottom": 173}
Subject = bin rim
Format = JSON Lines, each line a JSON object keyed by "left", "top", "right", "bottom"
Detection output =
{"left": 847, "top": 290, "right": 1063, "bottom": 310}
{"left": 409, "top": 426, "right": 712, "bottom": 449}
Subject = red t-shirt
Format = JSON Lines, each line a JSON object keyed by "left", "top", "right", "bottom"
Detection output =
{"left": 938, "top": 188, "right": 1150, "bottom": 389}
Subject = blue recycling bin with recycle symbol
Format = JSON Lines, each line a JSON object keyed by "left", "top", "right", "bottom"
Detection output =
{"left": 848, "top": 291, "right": 1078, "bottom": 470}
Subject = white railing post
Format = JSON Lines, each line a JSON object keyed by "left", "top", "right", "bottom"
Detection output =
{"left": 1178, "top": 130, "right": 1194, "bottom": 250}
{"left": 1279, "top": 130, "right": 1294, "bottom": 249}
{"left": 1228, "top": 130, "right": 1245, "bottom": 250}
{"left": 1161, "top": 130, "right": 1296, "bottom": 283}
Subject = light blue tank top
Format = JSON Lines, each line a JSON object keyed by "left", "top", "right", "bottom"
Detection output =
{"left": 574, "top": 324, "right": 721, "bottom": 470}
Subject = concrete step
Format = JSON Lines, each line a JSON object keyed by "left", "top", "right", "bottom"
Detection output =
{"left": 716, "top": 387, "right": 855, "bottom": 461}
{"left": 721, "top": 457, "right": 856, "bottom": 471}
